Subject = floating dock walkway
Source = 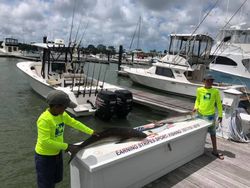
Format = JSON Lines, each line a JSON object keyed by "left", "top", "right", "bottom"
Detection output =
{"left": 144, "top": 135, "right": 250, "bottom": 188}
{"left": 128, "top": 87, "right": 194, "bottom": 113}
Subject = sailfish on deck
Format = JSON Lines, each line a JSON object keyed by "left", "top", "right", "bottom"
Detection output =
{"left": 67, "top": 127, "right": 147, "bottom": 163}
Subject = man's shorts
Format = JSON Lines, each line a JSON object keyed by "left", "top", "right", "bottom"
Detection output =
{"left": 35, "top": 152, "right": 63, "bottom": 188}
{"left": 197, "top": 113, "right": 216, "bottom": 136}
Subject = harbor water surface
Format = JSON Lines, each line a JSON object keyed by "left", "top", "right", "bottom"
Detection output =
{"left": 0, "top": 58, "right": 172, "bottom": 188}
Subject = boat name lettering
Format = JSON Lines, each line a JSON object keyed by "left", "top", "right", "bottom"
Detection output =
{"left": 115, "top": 144, "right": 139, "bottom": 155}
{"left": 115, "top": 123, "right": 201, "bottom": 156}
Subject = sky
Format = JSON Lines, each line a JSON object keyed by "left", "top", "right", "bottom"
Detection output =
{"left": 0, "top": 0, "right": 250, "bottom": 52}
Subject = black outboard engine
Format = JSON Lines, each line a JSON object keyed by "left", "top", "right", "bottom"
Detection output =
{"left": 115, "top": 89, "right": 133, "bottom": 118}
{"left": 95, "top": 90, "right": 117, "bottom": 120}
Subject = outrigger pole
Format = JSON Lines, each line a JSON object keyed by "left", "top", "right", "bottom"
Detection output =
{"left": 211, "top": 0, "right": 248, "bottom": 58}
{"left": 171, "top": 0, "right": 219, "bottom": 64}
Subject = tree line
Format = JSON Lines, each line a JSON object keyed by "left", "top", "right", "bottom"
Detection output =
{"left": 18, "top": 42, "right": 164, "bottom": 56}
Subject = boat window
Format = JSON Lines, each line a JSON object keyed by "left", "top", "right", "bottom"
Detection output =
{"left": 155, "top": 67, "right": 174, "bottom": 78}
{"left": 169, "top": 38, "right": 182, "bottom": 54}
{"left": 210, "top": 56, "right": 237, "bottom": 66}
{"left": 51, "top": 63, "right": 65, "bottom": 73}
{"left": 221, "top": 30, "right": 250, "bottom": 44}
{"left": 175, "top": 70, "right": 180, "bottom": 74}
{"left": 242, "top": 59, "right": 250, "bottom": 72}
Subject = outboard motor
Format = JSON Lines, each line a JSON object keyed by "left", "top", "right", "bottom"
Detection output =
{"left": 115, "top": 89, "right": 133, "bottom": 118}
{"left": 95, "top": 90, "right": 117, "bottom": 120}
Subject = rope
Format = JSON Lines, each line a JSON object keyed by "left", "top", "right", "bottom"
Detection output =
{"left": 228, "top": 109, "right": 250, "bottom": 142}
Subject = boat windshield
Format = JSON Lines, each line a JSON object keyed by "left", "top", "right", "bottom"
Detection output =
{"left": 168, "top": 34, "right": 213, "bottom": 65}
{"left": 219, "top": 30, "right": 250, "bottom": 44}
{"left": 242, "top": 59, "right": 250, "bottom": 73}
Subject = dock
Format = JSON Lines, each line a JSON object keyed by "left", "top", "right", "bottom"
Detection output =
{"left": 129, "top": 88, "right": 194, "bottom": 113}
{"left": 144, "top": 136, "right": 250, "bottom": 188}
{"left": 0, "top": 53, "right": 39, "bottom": 61}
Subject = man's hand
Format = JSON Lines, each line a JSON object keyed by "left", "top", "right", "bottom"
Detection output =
{"left": 192, "top": 108, "right": 197, "bottom": 113}
{"left": 65, "top": 144, "right": 79, "bottom": 154}
{"left": 217, "top": 117, "right": 222, "bottom": 123}
{"left": 92, "top": 131, "right": 100, "bottom": 137}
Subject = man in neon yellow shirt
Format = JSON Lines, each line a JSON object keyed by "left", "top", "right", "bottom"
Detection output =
{"left": 35, "top": 90, "right": 98, "bottom": 188}
{"left": 193, "top": 74, "right": 224, "bottom": 160}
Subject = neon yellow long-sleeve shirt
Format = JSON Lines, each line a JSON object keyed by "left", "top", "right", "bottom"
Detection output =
{"left": 194, "top": 87, "right": 223, "bottom": 118}
{"left": 35, "top": 109, "right": 94, "bottom": 156}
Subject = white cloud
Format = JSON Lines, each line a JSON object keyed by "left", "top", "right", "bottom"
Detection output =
{"left": 0, "top": 0, "right": 249, "bottom": 51}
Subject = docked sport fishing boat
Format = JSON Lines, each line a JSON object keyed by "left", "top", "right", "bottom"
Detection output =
{"left": 69, "top": 114, "right": 212, "bottom": 188}
{"left": 209, "top": 24, "right": 250, "bottom": 89}
{"left": 17, "top": 38, "right": 123, "bottom": 117}
{"left": 0, "top": 38, "right": 22, "bottom": 56}
{"left": 124, "top": 34, "right": 246, "bottom": 98}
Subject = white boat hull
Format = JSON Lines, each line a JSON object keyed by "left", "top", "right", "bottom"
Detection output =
{"left": 17, "top": 61, "right": 119, "bottom": 117}
{"left": 128, "top": 70, "right": 199, "bottom": 97}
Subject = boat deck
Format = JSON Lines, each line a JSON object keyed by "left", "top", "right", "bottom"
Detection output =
{"left": 144, "top": 136, "right": 250, "bottom": 188}
{"left": 129, "top": 88, "right": 195, "bottom": 113}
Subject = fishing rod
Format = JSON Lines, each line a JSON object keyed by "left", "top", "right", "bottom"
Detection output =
{"left": 95, "top": 60, "right": 103, "bottom": 96}
{"left": 100, "top": 63, "right": 108, "bottom": 91}
{"left": 68, "top": 0, "right": 77, "bottom": 45}
{"left": 137, "top": 16, "right": 141, "bottom": 50}
{"left": 78, "top": 21, "right": 89, "bottom": 47}
{"left": 89, "top": 62, "right": 96, "bottom": 97}
{"left": 83, "top": 61, "right": 90, "bottom": 97}
{"left": 64, "top": 0, "right": 77, "bottom": 87}
{"left": 73, "top": 16, "right": 83, "bottom": 45}
{"left": 76, "top": 65, "right": 84, "bottom": 97}
{"left": 129, "top": 18, "right": 140, "bottom": 50}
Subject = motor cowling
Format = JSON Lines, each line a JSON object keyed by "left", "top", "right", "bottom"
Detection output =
{"left": 115, "top": 89, "right": 133, "bottom": 118}
{"left": 95, "top": 90, "right": 117, "bottom": 120}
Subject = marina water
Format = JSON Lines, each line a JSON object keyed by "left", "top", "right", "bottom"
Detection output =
{"left": 0, "top": 58, "right": 169, "bottom": 187}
